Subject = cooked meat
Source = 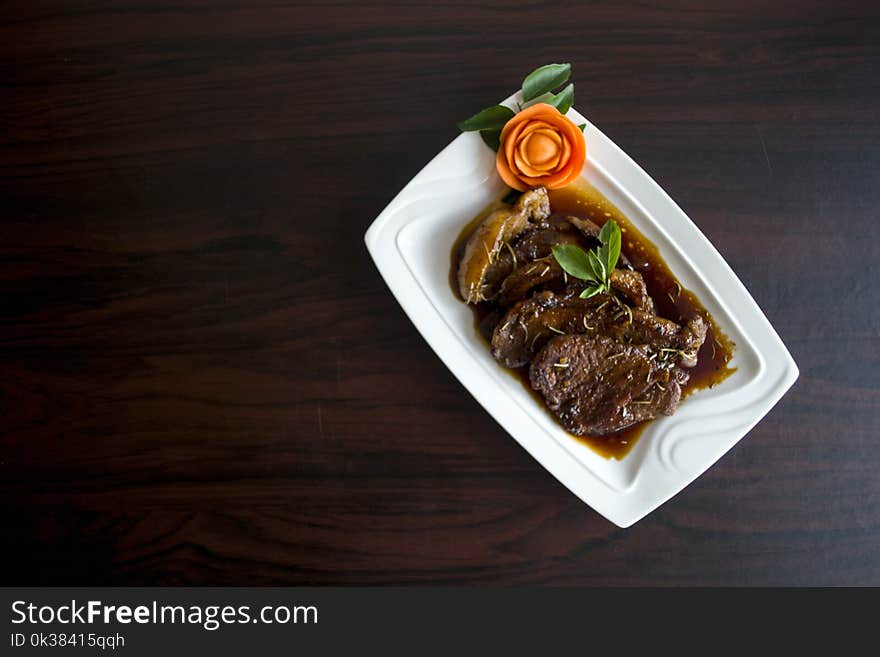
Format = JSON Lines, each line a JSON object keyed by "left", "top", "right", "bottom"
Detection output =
{"left": 623, "top": 310, "right": 706, "bottom": 368}
{"left": 497, "top": 258, "right": 564, "bottom": 307}
{"left": 515, "top": 186, "right": 553, "bottom": 220}
{"left": 560, "top": 214, "right": 601, "bottom": 239}
{"left": 478, "top": 247, "right": 515, "bottom": 301}
{"left": 478, "top": 309, "right": 503, "bottom": 342}
{"left": 680, "top": 317, "right": 707, "bottom": 367}
{"left": 531, "top": 212, "right": 588, "bottom": 232}
{"left": 490, "top": 285, "right": 704, "bottom": 369}
{"left": 496, "top": 218, "right": 595, "bottom": 306}
{"left": 530, "top": 334, "right": 686, "bottom": 436}
{"left": 457, "top": 188, "right": 550, "bottom": 303}
{"left": 513, "top": 226, "right": 583, "bottom": 262}
{"left": 490, "top": 289, "right": 614, "bottom": 368}
{"left": 610, "top": 268, "right": 653, "bottom": 311}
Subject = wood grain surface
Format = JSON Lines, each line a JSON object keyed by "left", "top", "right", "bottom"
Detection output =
{"left": 2, "top": 0, "right": 878, "bottom": 585}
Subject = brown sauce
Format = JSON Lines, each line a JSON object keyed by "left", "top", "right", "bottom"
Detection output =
{"left": 451, "top": 179, "right": 736, "bottom": 460}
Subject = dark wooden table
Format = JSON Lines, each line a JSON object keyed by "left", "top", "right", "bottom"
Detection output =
{"left": 2, "top": 1, "right": 878, "bottom": 586}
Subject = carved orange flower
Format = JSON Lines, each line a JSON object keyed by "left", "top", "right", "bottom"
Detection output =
{"left": 496, "top": 103, "right": 586, "bottom": 192}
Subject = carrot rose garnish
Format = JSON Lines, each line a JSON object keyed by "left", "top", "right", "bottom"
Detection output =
{"left": 457, "top": 63, "right": 586, "bottom": 192}
{"left": 495, "top": 103, "right": 585, "bottom": 191}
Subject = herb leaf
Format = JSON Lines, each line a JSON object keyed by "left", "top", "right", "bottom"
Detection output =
{"left": 599, "top": 220, "right": 622, "bottom": 276}
{"left": 587, "top": 250, "right": 606, "bottom": 283}
{"left": 522, "top": 63, "right": 571, "bottom": 102}
{"left": 551, "top": 219, "right": 623, "bottom": 297}
{"left": 551, "top": 244, "right": 597, "bottom": 282}
{"left": 548, "top": 83, "right": 574, "bottom": 115}
{"left": 577, "top": 123, "right": 586, "bottom": 131}
{"left": 457, "top": 105, "right": 515, "bottom": 132}
{"left": 598, "top": 219, "right": 615, "bottom": 244}
{"left": 579, "top": 285, "right": 603, "bottom": 299}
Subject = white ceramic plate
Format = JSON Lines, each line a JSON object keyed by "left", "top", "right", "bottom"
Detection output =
{"left": 364, "top": 93, "right": 798, "bottom": 527}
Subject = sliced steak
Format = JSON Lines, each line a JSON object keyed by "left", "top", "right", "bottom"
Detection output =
{"left": 530, "top": 334, "right": 684, "bottom": 436}
{"left": 490, "top": 286, "right": 706, "bottom": 369}
{"left": 490, "top": 290, "right": 615, "bottom": 368}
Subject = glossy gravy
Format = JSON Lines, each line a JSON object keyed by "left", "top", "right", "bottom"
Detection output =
{"left": 451, "top": 179, "right": 736, "bottom": 459}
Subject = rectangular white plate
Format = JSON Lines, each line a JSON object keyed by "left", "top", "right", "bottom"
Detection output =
{"left": 364, "top": 93, "right": 798, "bottom": 527}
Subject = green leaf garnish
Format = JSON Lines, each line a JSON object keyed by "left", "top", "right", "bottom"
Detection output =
{"left": 551, "top": 220, "right": 622, "bottom": 296}
{"left": 599, "top": 219, "right": 622, "bottom": 278}
{"left": 521, "top": 91, "right": 555, "bottom": 109}
{"left": 457, "top": 105, "right": 515, "bottom": 132}
{"left": 547, "top": 83, "right": 574, "bottom": 115}
{"left": 577, "top": 123, "right": 586, "bottom": 131}
{"left": 579, "top": 285, "right": 603, "bottom": 299}
{"left": 598, "top": 219, "right": 615, "bottom": 244}
{"left": 551, "top": 244, "right": 597, "bottom": 282}
{"left": 522, "top": 63, "right": 571, "bottom": 102}
{"left": 588, "top": 250, "right": 606, "bottom": 282}
{"left": 480, "top": 128, "right": 502, "bottom": 151}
